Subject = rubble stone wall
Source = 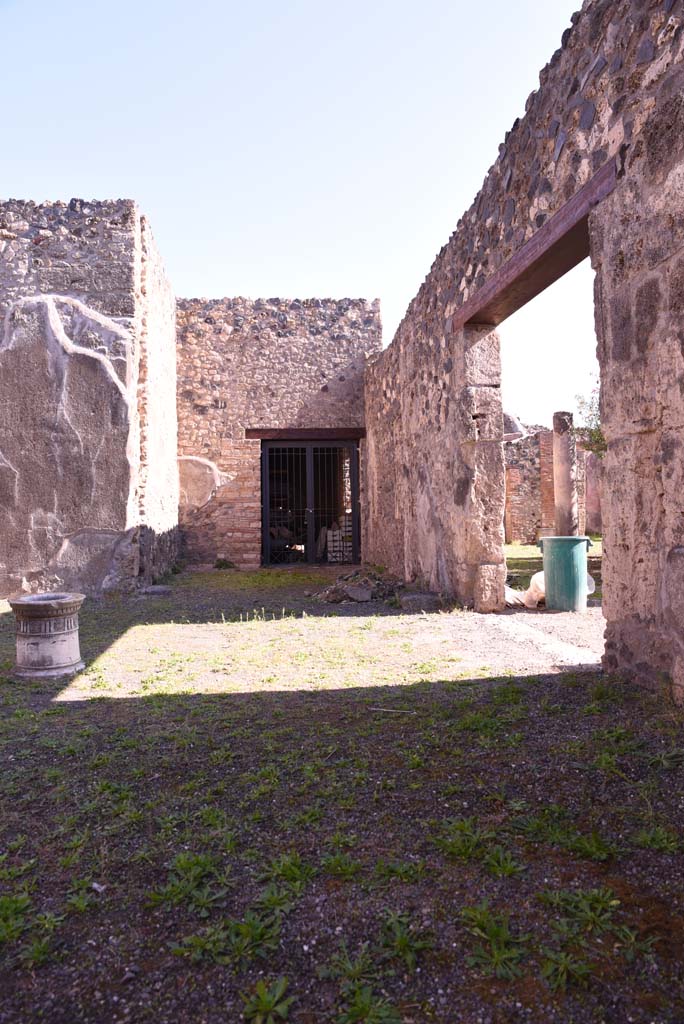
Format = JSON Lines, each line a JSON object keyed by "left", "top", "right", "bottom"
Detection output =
{"left": 365, "top": 323, "right": 505, "bottom": 606}
{"left": 0, "top": 200, "right": 179, "bottom": 597}
{"left": 591, "top": 65, "right": 684, "bottom": 696}
{"left": 504, "top": 434, "right": 542, "bottom": 544}
{"left": 176, "top": 297, "right": 382, "bottom": 567}
{"left": 575, "top": 444, "right": 588, "bottom": 538}
{"left": 585, "top": 451, "right": 603, "bottom": 534}
{"left": 504, "top": 430, "right": 588, "bottom": 544}
{"left": 363, "top": 0, "right": 684, "bottom": 693}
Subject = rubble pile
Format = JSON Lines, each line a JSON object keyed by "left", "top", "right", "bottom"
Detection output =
{"left": 315, "top": 568, "right": 403, "bottom": 604}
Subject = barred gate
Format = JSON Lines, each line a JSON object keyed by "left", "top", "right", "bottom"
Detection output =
{"left": 261, "top": 442, "right": 360, "bottom": 565}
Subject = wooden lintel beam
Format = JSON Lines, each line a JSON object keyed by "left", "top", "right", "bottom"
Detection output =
{"left": 447, "top": 158, "right": 617, "bottom": 332}
{"left": 245, "top": 427, "right": 365, "bottom": 441}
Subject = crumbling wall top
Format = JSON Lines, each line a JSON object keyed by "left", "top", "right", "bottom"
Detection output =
{"left": 390, "top": 0, "right": 682, "bottom": 343}
{"left": 0, "top": 198, "right": 141, "bottom": 323}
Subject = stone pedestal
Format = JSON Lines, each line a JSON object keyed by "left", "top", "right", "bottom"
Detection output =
{"left": 9, "top": 593, "right": 85, "bottom": 679}
{"left": 552, "top": 411, "right": 579, "bottom": 536}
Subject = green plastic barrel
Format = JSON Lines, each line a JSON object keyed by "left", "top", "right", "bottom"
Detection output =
{"left": 537, "top": 536, "right": 592, "bottom": 612}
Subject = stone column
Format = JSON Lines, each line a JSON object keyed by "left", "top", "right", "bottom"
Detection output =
{"left": 552, "top": 411, "right": 579, "bottom": 536}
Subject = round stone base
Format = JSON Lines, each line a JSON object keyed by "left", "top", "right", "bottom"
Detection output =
{"left": 12, "top": 660, "right": 85, "bottom": 681}
{"left": 8, "top": 592, "right": 86, "bottom": 680}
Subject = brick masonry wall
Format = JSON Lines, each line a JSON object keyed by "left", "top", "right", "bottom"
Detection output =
{"left": 0, "top": 200, "right": 179, "bottom": 596}
{"left": 176, "top": 297, "right": 382, "bottom": 567}
{"left": 363, "top": 0, "right": 684, "bottom": 692}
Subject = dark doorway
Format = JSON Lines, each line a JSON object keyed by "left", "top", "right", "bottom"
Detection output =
{"left": 261, "top": 442, "right": 360, "bottom": 565}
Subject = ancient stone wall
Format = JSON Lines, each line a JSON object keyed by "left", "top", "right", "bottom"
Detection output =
{"left": 585, "top": 451, "right": 603, "bottom": 533}
{"left": 135, "top": 217, "right": 180, "bottom": 579}
{"left": 575, "top": 444, "right": 588, "bottom": 538}
{"left": 176, "top": 297, "right": 382, "bottom": 567}
{"left": 539, "top": 430, "right": 556, "bottom": 537}
{"left": 504, "top": 434, "right": 542, "bottom": 544}
{"left": 364, "top": 324, "right": 504, "bottom": 605}
{"left": 0, "top": 200, "right": 179, "bottom": 596}
{"left": 590, "top": 57, "right": 684, "bottom": 694}
{"left": 363, "top": 0, "right": 684, "bottom": 694}
{"left": 504, "top": 429, "right": 588, "bottom": 544}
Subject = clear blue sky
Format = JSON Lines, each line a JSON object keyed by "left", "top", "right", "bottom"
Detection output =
{"left": 1, "top": 0, "right": 597, "bottom": 426}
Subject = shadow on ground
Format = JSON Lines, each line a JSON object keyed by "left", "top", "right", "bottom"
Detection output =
{"left": 3, "top": 565, "right": 680, "bottom": 1024}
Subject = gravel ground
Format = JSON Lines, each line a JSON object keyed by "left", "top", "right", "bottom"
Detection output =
{"left": 1, "top": 569, "right": 682, "bottom": 1024}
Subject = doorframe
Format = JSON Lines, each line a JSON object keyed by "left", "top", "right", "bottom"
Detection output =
{"left": 260, "top": 439, "right": 361, "bottom": 566}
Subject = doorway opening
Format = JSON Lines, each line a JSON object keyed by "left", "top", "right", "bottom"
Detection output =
{"left": 451, "top": 162, "right": 615, "bottom": 619}
{"left": 261, "top": 441, "right": 360, "bottom": 566}
{"left": 499, "top": 257, "right": 603, "bottom": 604}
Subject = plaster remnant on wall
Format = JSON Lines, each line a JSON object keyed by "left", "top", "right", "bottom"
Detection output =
{"left": 0, "top": 199, "right": 180, "bottom": 597}
{"left": 1, "top": 295, "right": 131, "bottom": 400}
{"left": 178, "top": 456, "right": 234, "bottom": 510}
{"left": 0, "top": 298, "right": 134, "bottom": 595}
{"left": 46, "top": 528, "right": 140, "bottom": 594}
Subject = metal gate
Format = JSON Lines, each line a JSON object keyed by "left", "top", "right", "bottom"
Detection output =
{"left": 261, "top": 442, "right": 360, "bottom": 565}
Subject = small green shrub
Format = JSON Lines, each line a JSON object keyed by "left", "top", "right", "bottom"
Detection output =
{"left": 633, "top": 826, "right": 679, "bottom": 853}
{"left": 434, "top": 817, "right": 495, "bottom": 862}
{"left": 65, "top": 878, "right": 95, "bottom": 914}
{"left": 148, "top": 852, "right": 228, "bottom": 916}
{"left": 510, "top": 804, "right": 570, "bottom": 845}
{"left": 647, "top": 748, "right": 684, "bottom": 770}
{"left": 322, "top": 852, "right": 362, "bottom": 880}
{"left": 0, "top": 892, "right": 31, "bottom": 945}
{"left": 540, "top": 887, "right": 619, "bottom": 935}
{"left": 319, "top": 941, "right": 381, "bottom": 993}
{"left": 541, "top": 948, "right": 593, "bottom": 991}
{"left": 378, "top": 911, "right": 433, "bottom": 971}
{"left": 336, "top": 986, "right": 401, "bottom": 1024}
{"left": 482, "top": 845, "right": 524, "bottom": 878}
{"left": 461, "top": 901, "right": 528, "bottom": 980}
{"left": 258, "top": 851, "right": 316, "bottom": 889}
{"left": 612, "top": 924, "right": 658, "bottom": 962}
{"left": 372, "top": 859, "right": 425, "bottom": 885}
{"left": 173, "top": 910, "right": 280, "bottom": 965}
{"left": 242, "top": 977, "right": 294, "bottom": 1023}
{"left": 254, "top": 882, "right": 296, "bottom": 917}
{"left": 566, "top": 830, "right": 616, "bottom": 862}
